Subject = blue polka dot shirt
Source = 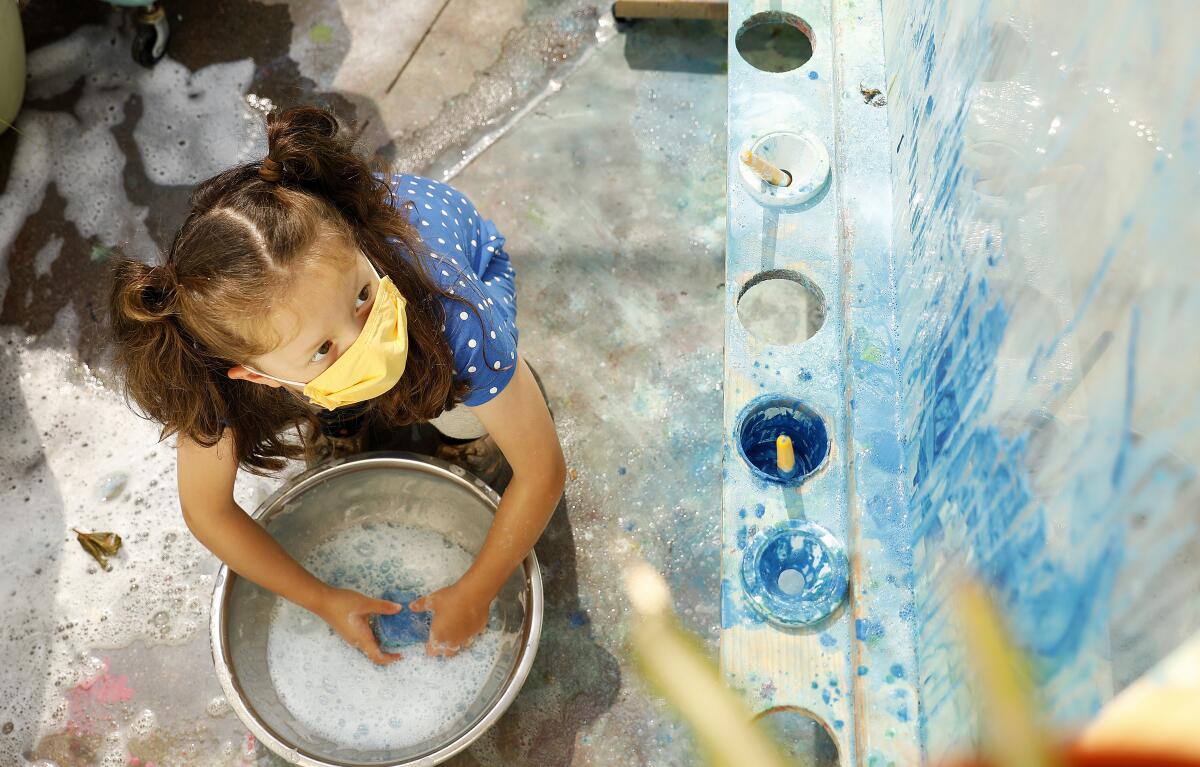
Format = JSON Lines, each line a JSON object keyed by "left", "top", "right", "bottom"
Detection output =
{"left": 378, "top": 172, "right": 519, "bottom": 406}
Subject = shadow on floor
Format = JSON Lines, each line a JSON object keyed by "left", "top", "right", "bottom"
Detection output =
{"left": 4, "top": 0, "right": 386, "bottom": 367}
{"left": 451, "top": 495, "right": 621, "bottom": 767}
{"left": 620, "top": 17, "right": 727, "bottom": 75}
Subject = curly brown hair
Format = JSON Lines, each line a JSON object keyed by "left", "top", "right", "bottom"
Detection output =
{"left": 109, "top": 105, "right": 471, "bottom": 472}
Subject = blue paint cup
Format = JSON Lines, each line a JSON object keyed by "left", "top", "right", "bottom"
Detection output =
{"left": 735, "top": 395, "right": 830, "bottom": 486}
{"left": 741, "top": 520, "right": 849, "bottom": 627}
{"left": 371, "top": 588, "right": 432, "bottom": 651}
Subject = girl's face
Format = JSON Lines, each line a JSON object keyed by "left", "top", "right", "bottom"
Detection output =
{"left": 228, "top": 241, "right": 380, "bottom": 389}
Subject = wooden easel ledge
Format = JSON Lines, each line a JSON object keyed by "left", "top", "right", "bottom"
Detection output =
{"left": 613, "top": 0, "right": 728, "bottom": 21}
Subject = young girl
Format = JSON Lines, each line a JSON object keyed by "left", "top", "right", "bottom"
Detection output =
{"left": 109, "top": 105, "right": 565, "bottom": 664}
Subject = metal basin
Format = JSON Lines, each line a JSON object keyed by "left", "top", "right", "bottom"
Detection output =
{"left": 210, "top": 452, "right": 543, "bottom": 766}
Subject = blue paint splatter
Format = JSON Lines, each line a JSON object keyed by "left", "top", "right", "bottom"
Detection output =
{"left": 1112, "top": 307, "right": 1139, "bottom": 487}
{"left": 856, "top": 618, "right": 885, "bottom": 642}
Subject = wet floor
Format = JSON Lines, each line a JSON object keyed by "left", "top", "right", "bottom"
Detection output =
{"left": 0, "top": 1, "right": 727, "bottom": 765}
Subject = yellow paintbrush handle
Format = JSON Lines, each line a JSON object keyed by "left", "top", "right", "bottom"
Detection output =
{"left": 955, "top": 579, "right": 1060, "bottom": 767}
{"left": 740, "top": 149, "right": 792, "bottom": 187}
{"left": 626, "top": 564, "right": 795, "bottom": 767}
{"left": 776, "top": 434, "right": 796, "bottom": 475}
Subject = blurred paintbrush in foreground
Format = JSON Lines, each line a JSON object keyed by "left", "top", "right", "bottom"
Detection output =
{"left": 952, "top": 578, "right": 1200, "bottom": 767}
{"left": 954, "top": 578, "right": 1061, "bottom": 767}
{"left": 625, "top": 562, "right": 795, "bottom": 767}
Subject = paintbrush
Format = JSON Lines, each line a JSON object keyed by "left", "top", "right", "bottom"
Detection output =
{"left": 740, "top": 149, "right": 792, "bottom": 187}
{"left": 955, "top": 578, "right": 1062, "bottom": 767}
{"left": 776, "top": 434, "right": 797, "bottom": 478}
{"left": 625, "top": 562, "right": 795, "bottom": 767}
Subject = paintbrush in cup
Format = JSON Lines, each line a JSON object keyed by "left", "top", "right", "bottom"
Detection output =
{"left": 740, "top": 149, "right": 792, "bottom": 187}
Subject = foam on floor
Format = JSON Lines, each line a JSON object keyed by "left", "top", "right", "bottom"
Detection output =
{"left": 266, "top": 522, "right": 507, "bottom": 751}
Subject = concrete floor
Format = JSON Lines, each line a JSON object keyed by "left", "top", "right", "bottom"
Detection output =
{"left": 0, "top": 1, "right": 727, "bottom": 765}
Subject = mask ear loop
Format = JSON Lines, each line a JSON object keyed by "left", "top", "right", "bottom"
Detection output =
{"left": 241, "top": 365, "right": 307, "bottom": 388}
{"left": 237, "top": 362, "right": 318, "bottom": 415}
{"left": 367, "top": 256, "right": 384, "bottom": 281}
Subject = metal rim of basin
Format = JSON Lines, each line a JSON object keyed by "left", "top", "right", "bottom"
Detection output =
{"left": 209, "top": 451, "right": 544, "bottom": 767}
{"left": 740, "top": 519, "right": 848, "bottom": 627}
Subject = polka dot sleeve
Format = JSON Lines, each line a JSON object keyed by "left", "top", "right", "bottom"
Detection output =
{"left": 443, "top": 296, "right": 519, "bottom": 406}
{"left": 377, "top": 171, "right": 520, "bottom": 406}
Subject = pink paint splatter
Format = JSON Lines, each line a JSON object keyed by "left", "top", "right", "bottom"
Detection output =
{"left": 66, "top": 659, "right": 134, "bottom": 734}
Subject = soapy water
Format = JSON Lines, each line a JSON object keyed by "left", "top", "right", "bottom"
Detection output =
{"left": 392, "top": 5, "right": 610, "bottom": 181}
{"left": 0, "top": 327, "right": 287, "bottom": 763}
{"left": 266, "top": 523, "right": 511, "bottom": 751}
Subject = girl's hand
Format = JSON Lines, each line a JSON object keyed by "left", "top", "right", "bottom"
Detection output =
{"left": 314, "top": 587, "right": 406, "bottom": 665}
{"left": 409, "top": 581, "right": 492, "bottom": 657}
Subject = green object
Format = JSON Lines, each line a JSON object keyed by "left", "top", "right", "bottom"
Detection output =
{"left": 308, "top": 24, "right": 333, "bottom": 44}
{"left": 0, "top": 0, "right": 26, "bottom": 135}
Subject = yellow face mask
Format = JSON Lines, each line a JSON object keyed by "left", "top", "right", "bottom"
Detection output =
{"left": 248, "top": 265, "right": 409, "bottom": 411}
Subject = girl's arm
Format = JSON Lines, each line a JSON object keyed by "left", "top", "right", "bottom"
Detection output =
{"left": 409, "top": 357, "right": 566, "bottom": 655}
{"left": 177, "top": 432, "right": 405, "bottom": 663}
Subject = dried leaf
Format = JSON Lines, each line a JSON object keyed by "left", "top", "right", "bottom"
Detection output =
{"left": 74, "top": 529, "right": 122, "bottom": 571}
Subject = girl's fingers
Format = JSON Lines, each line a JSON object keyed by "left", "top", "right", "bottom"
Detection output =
{"left": 358, "top": 635, "right": 403, "bottom": 665}
{"left": 359, "top": 640, "right": 386, "bottom": 664}
{"left": 409, "top": 596, "right": 429, "bottom": 612}
{"left": 425, "top": 635, "right": 460, "bottom": 658}
{"left": 369, "top": 598, "right": 404, "bottom": 614}
{"left": 366, "top": 647, "right": 387, "bottom": 664}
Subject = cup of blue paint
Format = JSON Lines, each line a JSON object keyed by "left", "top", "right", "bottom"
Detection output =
{"left": 741, "top": 519, "right": 849, "bottom": 627}
{"left": 735, "top": 394, "right": 831, "bottom": 486}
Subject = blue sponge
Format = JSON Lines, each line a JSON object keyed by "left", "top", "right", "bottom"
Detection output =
{"left": 372, "top": 588, "right": 432, "bottom": 651}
